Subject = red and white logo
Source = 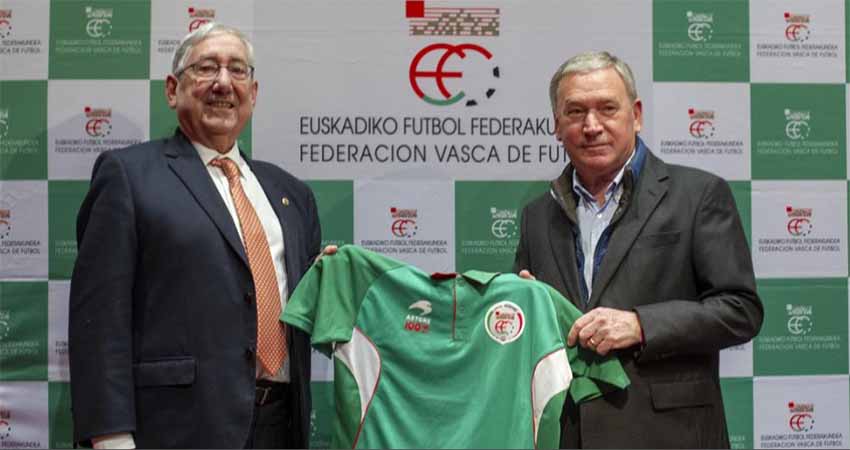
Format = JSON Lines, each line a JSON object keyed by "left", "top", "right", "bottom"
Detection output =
{"left": 0, "top": 409, "right": 10, "bottom": 441}
{"left": 688, "top": 108, "right": 715, "bottom": 139}
{"left": 485, "top": 301, "right": 525, "bottom": 345}
{"left": 404, "top": 300, "right": 432, "bottom": 333}
{"left": 788, "top": 401, "right": 815, "bottom": 432}
{"left": 188, "top": 7, "right": 215, "bottom": 32}
{"left": 785, "top": 12, "right": 811, "bottom": 42}
{"left": 0, "top": 208, "right": 10, "bottom": 240}
{"left": 84, "top": 106, "right": 112, "bottom": 138}
{"left": 390, "top": 207, "right": 418, "bottom": 238}
{"left": 0, "top": 10, "right": 12, "bottom": 39}
{"left": 408, "top": 43, "right": 499, "bottom": 107}
{"left": 785, "top": 205, "right": 813, "bottom": 237}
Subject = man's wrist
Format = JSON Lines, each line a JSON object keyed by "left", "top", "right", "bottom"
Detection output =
{"left": 92, "top": 432, "right": 135, "bottom": 449}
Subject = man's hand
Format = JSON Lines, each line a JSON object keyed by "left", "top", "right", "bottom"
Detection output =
{"left": 518, "top": 269, "right": 536, "bottom": 280}
{"left": 567, "top": 307, "right": 642, "bottom": 356}
{"left": 314, "top": 244, "right": 338, "bottom": 264}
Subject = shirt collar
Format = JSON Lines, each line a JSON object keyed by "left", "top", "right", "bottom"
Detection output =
{"left": 193, "top": 141, "right": 247, "bottom": 177}
{"left": 461, "top": 270, "right": 500, "bottom": 286}
{"left": 571, "top": 144, "right": 636, "bottom": 204}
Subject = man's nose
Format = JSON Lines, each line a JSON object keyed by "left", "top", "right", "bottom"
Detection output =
{"left": 582, "top": 110, "right": 603, "bottom": 134}
{"left": 211, "top": 68, "right": 234, "bottom": 92}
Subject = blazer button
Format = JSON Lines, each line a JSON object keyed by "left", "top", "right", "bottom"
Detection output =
{"left": 244, "top": 293, "right": 254, "bottom": 304}
{"left": 245, "top": 345, "right": 256, "bottom": 360}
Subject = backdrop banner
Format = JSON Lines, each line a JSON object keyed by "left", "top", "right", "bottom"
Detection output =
{"left": 1, "top": 1, "right": 848, "bottom": 448}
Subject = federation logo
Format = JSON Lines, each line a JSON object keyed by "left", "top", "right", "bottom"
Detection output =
{"left": 784, "top": 12, "right": 811, "bottom": 42}
{"left": 0, "top": 109, "right": 8, "bottom": 141}
{"left": 0, "top": 208, "right": 10, "bottom": 240}
{"left": 686, "top": 11, "right": 714, "bottom": 42}
{"left": 688, "top": 108, "right": 715, "bottom": 139}
{"left": 85, "top": 6, "right": 113, "bottom": 38}
{"left": 84, "top": 106, "right": 112, "bottom": 137}
{"left": 405, "top": 0, "right": 499, "bottom": 37}
{"left": 409, "top": 43, "right": 500, "bottom": 107}
{"left": 404, "top": 300, "right": 432, "bottom": 333}
{"left": 0, "top": 310, "right": 9, "bottom": 341}
{"left": 485, "top": 301, "right": 525, "bottom": 345}
{"left": 785, "top": 205, "right": 813, "bottom": 237}
{"left": 390, "top": 207, "right": 418, "bottom": 238}
{"left": 0, "top": 409, "right": 10, "bottom": 441}
{"left": 490, "top": 207, "right": 517, "bottom": 239}
{"left": 786, "top": 304, "right": 813, "bottom": 335}
{"left": 0, "top": 10, "right": 12, "bottom": 39}
{"left": 784, "top": 109, "right": 810, "bottom": 140}
{"left": 188, "top": 7, "right": 215, "bottom": 32}
{"left": 788, "top": 401, "right": 815, "bottom": 432}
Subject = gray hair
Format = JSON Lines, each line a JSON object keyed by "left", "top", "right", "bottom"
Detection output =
{"left": 549, "top": 51, "right": 637, "bottom": 114}
{"left": 171, "top": 22, "right": 255, "bottom": 76}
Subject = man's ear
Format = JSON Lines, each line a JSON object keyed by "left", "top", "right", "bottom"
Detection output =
{"left": 165, "top": 75, "right": 179, "bottom": 110}
{"left": 632, "top": 98, "right": 643, "bottom": 133}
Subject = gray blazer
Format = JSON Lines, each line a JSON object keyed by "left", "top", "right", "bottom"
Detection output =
{"left": 514, "top": 141, "right": 763, "bottom": 448}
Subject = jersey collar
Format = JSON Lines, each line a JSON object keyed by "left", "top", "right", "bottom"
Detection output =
{"left": 430, "top": 270, "right": 500, "bottom": 286}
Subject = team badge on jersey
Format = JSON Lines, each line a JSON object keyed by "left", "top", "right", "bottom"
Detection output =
{"left": 485, "top": 301, "right": 525, "bottom": 344}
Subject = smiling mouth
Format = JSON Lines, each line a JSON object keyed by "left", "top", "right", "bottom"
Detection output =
{"left": 207, "top": 100, "right": 235, "bottom": 109}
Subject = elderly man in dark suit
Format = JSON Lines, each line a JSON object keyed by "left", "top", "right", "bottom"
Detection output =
{"left": 69, "top": 23, "right": 323, "bottom": 448}
{"left": 513, "top": 51, "right": 763, "bottom": 448}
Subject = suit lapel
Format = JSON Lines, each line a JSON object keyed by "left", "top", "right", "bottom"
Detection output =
{"left": 588, "top": 151, "right": 668, "bottom": 308}
{"left": 547, "top": 171, "right": 585, "bottom": 311}
{"left": 164, "top": 131, "right": 249, "bottom": 267}
{"left": 247, "top": 156, "right": 301, "bottom": 295}
{"left": 548, "top": 210, "right": 584, "bottom": 310}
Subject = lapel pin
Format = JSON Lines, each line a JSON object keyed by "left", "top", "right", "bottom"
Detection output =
{"left": 281, "top": 197, "right": 290, "bottom": 206}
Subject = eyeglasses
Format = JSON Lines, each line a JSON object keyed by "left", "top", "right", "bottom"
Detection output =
{"left": 176, "top": 59, "right": 255, "bottom": 81}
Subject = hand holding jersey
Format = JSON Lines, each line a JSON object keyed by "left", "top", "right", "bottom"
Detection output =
{"left": 519, "top": 269, "right": 643, "bottom": 356}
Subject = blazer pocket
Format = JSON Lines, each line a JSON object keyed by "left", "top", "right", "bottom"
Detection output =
{"left": 649, "top": 379, "right": 714, "bottom": 410}
{"left": 134, "top": 357, "right": 196, "bottom": 387}
{"left": 634, "top": 231, "right": 681, "bottom": 249}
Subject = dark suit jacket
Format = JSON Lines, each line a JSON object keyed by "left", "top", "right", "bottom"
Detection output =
{"left": 514, "top": 140, "right": 763, "bottom": 449}
{"left": 69, "top": 130, "right": 321, "bottom": 448}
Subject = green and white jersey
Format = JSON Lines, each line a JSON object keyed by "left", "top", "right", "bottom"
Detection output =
{"left": 283, "top": 245, "right": 628, "bottom": 449}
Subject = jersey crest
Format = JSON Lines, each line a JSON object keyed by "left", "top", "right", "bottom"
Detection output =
{"left": 485, "top": 301, "right": 525, "bottom": 344}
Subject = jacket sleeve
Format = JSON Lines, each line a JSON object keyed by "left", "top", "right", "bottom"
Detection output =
{"left": 69, "top": 151, "right": 138, "bottom": 445}
{"left": 634, "top": 176, "right": 764, "bottom": 361}
{"left": 512, "top": 204, "right": 531, "bottom": 274}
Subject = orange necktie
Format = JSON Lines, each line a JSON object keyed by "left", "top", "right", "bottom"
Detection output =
{"left": 210, "top": 157, "right": 286, "bottom": 376}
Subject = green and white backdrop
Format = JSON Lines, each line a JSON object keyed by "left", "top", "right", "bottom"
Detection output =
{"left": 1, "top": 0, "right": 849, "bottom": 448}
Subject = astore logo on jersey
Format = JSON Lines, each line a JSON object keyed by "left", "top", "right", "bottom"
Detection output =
{"left": 485, "top": 301, "right": 525, "bottom": 345}
{"left": 404, "top": 300, "right": 431, "bottom": 333}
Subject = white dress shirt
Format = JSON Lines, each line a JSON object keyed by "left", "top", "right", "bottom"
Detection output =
{"left": 196, "top": 141, "right": 291, "bottom": 383}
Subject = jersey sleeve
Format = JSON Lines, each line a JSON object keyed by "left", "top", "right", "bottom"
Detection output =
{"left": 282, "top": 245, "right": 404, "bottom": 356}
{"left": 543, "top": 284, "right": 631, "bottom": 403}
